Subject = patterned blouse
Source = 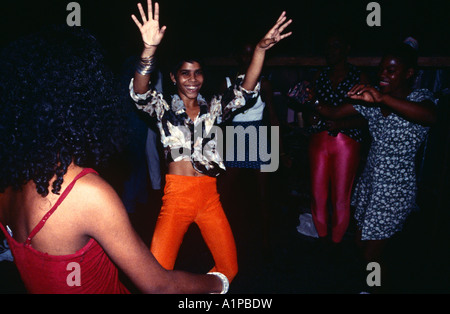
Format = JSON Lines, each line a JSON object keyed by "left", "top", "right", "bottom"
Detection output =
{"left": 351, "top": 88, "right": 437, "bottom": 240}
{"left": 313, "top": 64, "right": 364, "bottom": 142}
{"left": 129, "top": 75, "right": 260, "bottom": 176}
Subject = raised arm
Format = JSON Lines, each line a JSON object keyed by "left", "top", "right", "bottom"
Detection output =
{"left": 308, "top": 72, "right": 368, "bottom": 120}
{"left": 242, "top": 12, "right": 292, "bottom": 91}
{"left": 131, "top": 0, "right": 167, "bottom": 94}
{"left": 347, "top": 84, "right": 437, "bottom": 125}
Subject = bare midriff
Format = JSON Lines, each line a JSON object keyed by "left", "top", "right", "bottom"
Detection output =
{"left": 168, "top": 160, "right": 206, "bottom": 177}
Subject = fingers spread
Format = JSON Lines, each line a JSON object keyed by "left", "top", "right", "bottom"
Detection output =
{"left": 273, "top": 15, "right": 287, "bottom": 31}
{"left": 137, "top": 3, "right": 148, "bottom": 23}
{"left": 276, "top": 11, "right": 286, "bottom": 23}
{"left": 147, "top": 0, "right": 153, "bottom": 19}
{"left": 278, "top": 19, "right": 292, "bottom": 33}
{"left": 131, "top": 14, "right": 142, "bottom": 28}
{"left": 279, "top": 31, "right": 293, "bottom": 40}
{"left": 154, "top": 2, "right": 160, "bottom": 21}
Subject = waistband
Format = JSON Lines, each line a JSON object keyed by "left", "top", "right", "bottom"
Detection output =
{"left": 165, "top": 173, "right": 216, "bottom": 183}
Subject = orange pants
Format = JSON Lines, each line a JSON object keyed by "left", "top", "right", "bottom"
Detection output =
{"left": 150, "top": 174, "right": 238, "bottom": 282}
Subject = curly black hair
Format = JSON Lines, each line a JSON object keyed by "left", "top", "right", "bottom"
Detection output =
{"left": 0, "top": 24, "right": 128, "bottom": 197}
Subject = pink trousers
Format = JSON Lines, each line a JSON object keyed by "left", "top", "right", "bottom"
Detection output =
{"left": 309, "top": 131, "right": 361, "bottom": 243}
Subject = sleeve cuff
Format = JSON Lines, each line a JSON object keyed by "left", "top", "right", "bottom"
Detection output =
{"left": 129, "top": 78, "right": 153, "bottom": 103}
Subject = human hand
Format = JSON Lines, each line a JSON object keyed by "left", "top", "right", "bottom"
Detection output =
{"left": 347, "top": 84, "right": 383, "bottom": 103}
{"left": 131, "top": 0, "right": 166, "bottom": 49}
{"left": 257, "top": 11, "right": 292, "bottom": 51}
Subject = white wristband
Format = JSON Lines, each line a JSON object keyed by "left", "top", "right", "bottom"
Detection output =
{"left": 208, "top": 272, "right": 229, "bottom": 294}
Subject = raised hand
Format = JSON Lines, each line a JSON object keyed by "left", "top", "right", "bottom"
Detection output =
{"left": 241, "top": 12, "right": 292, "bottom": 91}
{"left": 131, "top": 0, "right": 166, "bottom": 48}
{"left": 347, "top": 84, "right": 383, "bottom": 103}
{"left": 257, "top": 11, "right": 293, "bottom": 50}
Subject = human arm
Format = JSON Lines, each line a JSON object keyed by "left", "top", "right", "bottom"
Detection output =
{"left": 320, "top": 73, "right": 369, "bottom": 130}
{"left": 347, "top": 84, "right": 437, "bottom": 126}
{"left": 128, "top": 1, "right": 170, "bottom": 119}
{"left": 241, "top": 12, "right": 292, "bottom": 91}
{"left": 218, "top": 13, "right": 292, "bottom": 123}
{"left": 312, "top": 101, "right": 360, "bottom": 120}
{"left": 131, "top": 0, "right": 167, "bottom": 95}
{"left": 81, "top": 174, "right": 224, "bottom": 294}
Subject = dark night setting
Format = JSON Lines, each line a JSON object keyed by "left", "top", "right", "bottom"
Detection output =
{"left": 2, "top": 0, "right": 449, "bottom": 63}
{"left": 0, "top": 0, "right": 449, "bottom": 298}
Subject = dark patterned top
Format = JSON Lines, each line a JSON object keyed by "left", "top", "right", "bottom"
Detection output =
{"left": 313, "top": 64, "right": 364, "bottom": 142}
{"left": 129, "top": 75, "right": 259, "bottom": 177}
{"left": 351, "top": 89, "right": 437, "bottom": 240}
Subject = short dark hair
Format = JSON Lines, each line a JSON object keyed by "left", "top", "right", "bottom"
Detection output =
{"left": 0, "top": 24, "right": 128, "bottom": 196}
{"left": 166, "top": 54, "right": 214, "bottom": 99}
{"left": 382, "top": 43, "right": 419, "bottom": 70}
{"left": 170, "top": 56, "right": 205, "bottom": 77}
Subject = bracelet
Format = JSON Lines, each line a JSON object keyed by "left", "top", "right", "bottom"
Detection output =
{"left": 207, "top": 272, "right": 229, "bottom": 294}
{"left": 136, "top": 55, "right": 155, "bottom": 76}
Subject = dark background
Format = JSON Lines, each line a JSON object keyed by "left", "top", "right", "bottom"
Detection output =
{"left": 2, "top": 0, "right": 449, "bottom": 72}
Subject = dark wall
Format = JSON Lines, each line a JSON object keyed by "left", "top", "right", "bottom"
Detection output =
{"left": 2, "top": 0, "right": 449, "bottom": 70}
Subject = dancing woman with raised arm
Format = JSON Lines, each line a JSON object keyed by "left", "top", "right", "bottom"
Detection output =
{"left": 129, "top": 0, "right": 292, "bottom": 283}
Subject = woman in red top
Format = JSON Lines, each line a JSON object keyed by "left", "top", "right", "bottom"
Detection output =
{"left": 0, "top": 23, "right": 224, "bottom": 294}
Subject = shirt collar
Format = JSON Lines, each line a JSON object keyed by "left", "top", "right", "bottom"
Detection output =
{"left": 171, "top": 94, "right": 208, "bottom": 117}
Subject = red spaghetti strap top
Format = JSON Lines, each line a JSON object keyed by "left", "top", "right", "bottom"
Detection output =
{"left": 25, "top": 168, "right": 94, "bottom": 245}
{"left": 0, "top": 168, "right": 130, "bottom": 294}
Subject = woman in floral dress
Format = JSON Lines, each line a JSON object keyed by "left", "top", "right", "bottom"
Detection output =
{"left": 314, "top": 43, "right": 437, "bottom": 265}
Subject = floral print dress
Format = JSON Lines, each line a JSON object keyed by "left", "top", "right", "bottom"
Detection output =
{"left": 351, "top": 89, "right": 437, "bottom": 240}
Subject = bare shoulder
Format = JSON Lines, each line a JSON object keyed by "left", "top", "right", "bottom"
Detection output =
{"left": 74, "top": 171, "right": 113, "bottom": 196}
{"left": 66, "top": 170, "right": 145, "bottom": 263}
{"left": 59, "top": 169, "right": 128, "bottom": 238}
{"left": 70, "top": 171, "right": 125, "bottom": 217}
